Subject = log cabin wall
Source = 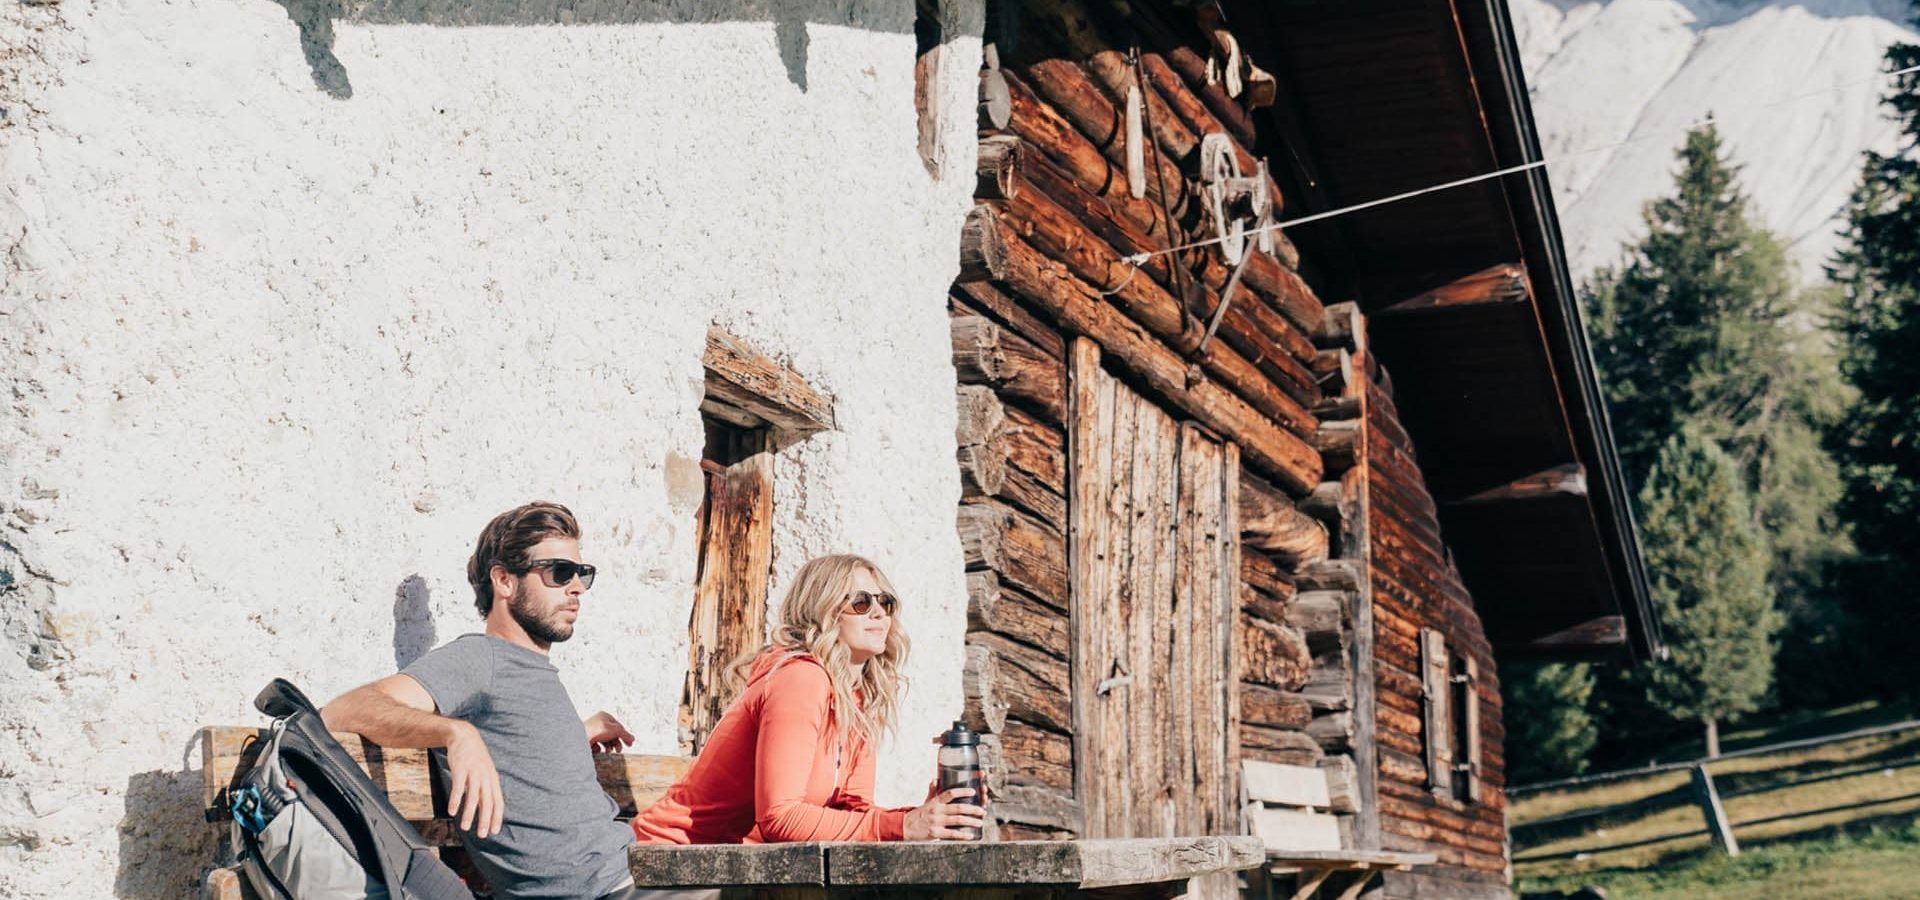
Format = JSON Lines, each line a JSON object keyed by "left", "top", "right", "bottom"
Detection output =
{"left": 1364, "top": 360, "right": 1510, "bottom": 898}
{"left": 945, "top": 0, "right": 1345, "bottom": 854}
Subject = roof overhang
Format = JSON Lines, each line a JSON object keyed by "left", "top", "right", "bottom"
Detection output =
{"left": 1221, "top": 0, "right": 1662, "bottom": 661}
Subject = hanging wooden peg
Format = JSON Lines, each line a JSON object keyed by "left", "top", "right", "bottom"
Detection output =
{"left": 1125, "top": 83, "right": 1147, "bottom": 199}
{"left": 980, "top": 43, "right": 1012, "bottom": 130}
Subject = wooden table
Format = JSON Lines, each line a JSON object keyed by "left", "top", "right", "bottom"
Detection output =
{"left": 628, "top": 836, "right": 1265, "bottom": 898}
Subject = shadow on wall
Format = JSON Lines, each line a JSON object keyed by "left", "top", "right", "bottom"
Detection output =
{"left": 115, "top": 768, "right": 220, "bottom": 900}
{"left": 393, "top": 573, "right": 437, "bottom": 669}
{"left": 262, "top": 0, "right": 931, "bottom": 98}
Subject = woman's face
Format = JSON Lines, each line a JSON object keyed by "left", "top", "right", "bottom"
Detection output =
{"left": 835, "top": 567, "right": 894, "bottom": 665}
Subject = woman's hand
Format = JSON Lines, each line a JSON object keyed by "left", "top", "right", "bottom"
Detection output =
{"left": 902, "top": 787, "right": 986, "bottom": 841}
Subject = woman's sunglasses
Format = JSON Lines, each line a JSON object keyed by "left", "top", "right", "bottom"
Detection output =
{"left": 516, "top": 558, "right": 597, "bottom": 590}
{"left": 842, "top": 590, "right": 897, "bottom": 617}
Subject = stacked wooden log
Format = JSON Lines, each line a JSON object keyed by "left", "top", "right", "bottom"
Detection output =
{"left": 950, "top": 0, "right": 1335, "bottom": 845}
{"left": 950, "top": 301, "right": 1078, "bottom": 840}
{"left": 1364, "top": 370, "right": 1508, "bottom": 876}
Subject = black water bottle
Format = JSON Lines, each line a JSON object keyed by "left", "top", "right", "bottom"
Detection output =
{"left": 937, "top": 720, "right": 986, "bottom": 840}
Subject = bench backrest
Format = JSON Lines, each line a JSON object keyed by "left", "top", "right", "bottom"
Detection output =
{"left": 199, "top": 726, "right": 691, "bottom": 845}
{"left": 1241, "top": 759, "right": 1342, "bottom": 852}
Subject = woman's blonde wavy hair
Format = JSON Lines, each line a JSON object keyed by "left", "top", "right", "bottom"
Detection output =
{"left": 728, "top": 554, "right": 910, "bottom": 744}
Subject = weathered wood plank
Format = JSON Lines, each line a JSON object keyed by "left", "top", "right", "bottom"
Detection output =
{"left": 967, "top": 570, "right": 1070, "bottom": 658}
{"left": 976, "top": 134, "right": 1024, "bottom": 201}
{"left": 1241, "top": 684, "right": 1313, "bottom": 730}
{"left": 627, "top": 843, "right": 826, "bottom": 888}
{"left": 702, "top": 327, "right": 835, "bottom": 438}
{"left": 951, "top": 315, "right": 1068, "bottom": 424}
{"left": 952, "top": 280, "right": 1066, "bottom": 362}
{"left": 1239, "top": 615, "right": 1310, "bottom": 690}
{"left": 682, "top": 451, "right": 775, "bottom": 753}
{"left": 997, "top": 718, "right": 1075, "bottom": 792}
{"left": 960, "top": 202, "right": 1012, "bottom": 283}
{"left": 200, "top": 727, "right": 688, "bottom": 823}
{"left": 826, "top": 836, "right": 1263, "bottom": 889}
{"left": 1240, "top": 475, "right": 1329, "bottom": 570}
{"left": 1068, "top": 338, "right": 1110, "bottom": 830}
{"left": 1248, "top": 808, "right": 1343, "bottom": 853}
{"left": 963, "top": 641, "right": 1010, "bottom": 735}
{"left": 1242, "top": 724, "right": 1324, "bottom": 766}
{"left": 958, "top": 500, "right": 1069, "bottom": 610}
{"left": 1242, "top": 760, "right": 1332, "bottom": 809}
{"left": 972, "top": 631, "right": 1072, "bottom": 735}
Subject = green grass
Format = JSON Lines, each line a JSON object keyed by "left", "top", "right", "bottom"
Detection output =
{"left": 1512, "top": 701, "right": 1920, "bottom": 898}
{"left": 1517, "top": 822, "right": 1920, "bottom": 898}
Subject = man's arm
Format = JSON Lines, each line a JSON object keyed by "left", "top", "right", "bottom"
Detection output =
{"left": 321, "top": 673, "right": 463, "bottom": 747}
{"left": 321, "top": 674, "right": 505, "bottom": 839}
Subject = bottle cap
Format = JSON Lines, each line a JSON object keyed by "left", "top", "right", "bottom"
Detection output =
{"left": 941, "top": 720, "right": 980, "bottom": 747}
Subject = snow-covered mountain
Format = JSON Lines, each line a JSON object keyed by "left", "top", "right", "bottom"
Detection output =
{"left": 1512, "top": 0, "right": 1917, "bottom": 284}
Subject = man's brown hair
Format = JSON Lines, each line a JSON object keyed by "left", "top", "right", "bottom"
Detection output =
{"left": 467, "top": 501, "right": 582, "bottom": 617}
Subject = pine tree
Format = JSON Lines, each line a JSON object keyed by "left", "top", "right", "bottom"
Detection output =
{"left": 1637, "top": 430, "right": 1780, "bottom": 756}
{"left": 1503, "top": 662, "right": 1599, "bottom": 783}
{"left": 1829, "top": 22, "right": 1920, "bottom": 697}
{"left": 1586, "top": 125, "right": 1790, "bottom": 485}
{"left": 1585, "top": 125, "right": 1850, "bottom": 706}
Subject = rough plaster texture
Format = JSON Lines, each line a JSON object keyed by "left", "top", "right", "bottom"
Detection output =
{"left": 0, "top": 1, "right": 984, "bottom": 895}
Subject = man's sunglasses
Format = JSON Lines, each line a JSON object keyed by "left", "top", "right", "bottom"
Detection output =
{"left": 514, "top": 559, "right": 597, "bottom": 590}
{"left": 842, "top": 590, "right": 897, "bottom": 616}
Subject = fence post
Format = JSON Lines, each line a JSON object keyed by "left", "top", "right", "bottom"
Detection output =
{"left": 1690, "top": 764, "right": 1739, "bottom": 857}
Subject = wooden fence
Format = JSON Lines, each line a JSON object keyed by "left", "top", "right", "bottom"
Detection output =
{"left": 1508, "top": 719, "right": 1920, "bottom": 861}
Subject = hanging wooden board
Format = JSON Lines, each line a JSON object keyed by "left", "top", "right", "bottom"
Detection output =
{"left": 1124, "top": 84, "right": 1147, "bottom": 199}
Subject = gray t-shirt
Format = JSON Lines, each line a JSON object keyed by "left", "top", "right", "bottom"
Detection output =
{"left": 401, "top": 634, "right": 632, "bottom": 899}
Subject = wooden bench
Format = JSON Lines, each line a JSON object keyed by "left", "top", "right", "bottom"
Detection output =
{"left": 1240, "top": 760, "right": 1436, "bottom": 900}
{"left": 200, "top": 725, "right": 1266, "bottom": 900}
{"left": 197, "top": 725, "right": 692, "bottom": 898}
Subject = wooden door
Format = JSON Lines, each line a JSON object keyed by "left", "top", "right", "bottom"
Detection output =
{"left": 1069, "top": 339, "right": 1241, "bottom": 848}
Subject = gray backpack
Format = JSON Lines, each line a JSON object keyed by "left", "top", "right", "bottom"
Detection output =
{"left": 227, "top": 679, "right": 473, "bottom": 900}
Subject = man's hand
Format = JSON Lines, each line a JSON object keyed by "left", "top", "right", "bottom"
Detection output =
{"left": 446, "top": 722, "right": 506, "bottom": 840}
{"left": 584, "top": 711, "right": 635, "bottom": 753}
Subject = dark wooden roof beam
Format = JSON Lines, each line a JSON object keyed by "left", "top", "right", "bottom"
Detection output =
{"left": 1450, "top": 463, "right": 1586, "bottom": 506}
{"left": 1376, "top": 263, "right": 1531, "bottom": 318}
{"left": 1510, "top": 616, "right": 1629, "bottom": 655}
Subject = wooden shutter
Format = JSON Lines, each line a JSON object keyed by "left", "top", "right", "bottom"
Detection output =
{"left": 1459, "top": 655, "right": 1482, "bottom": 803}
{"left": 1420, "top": 628, "right": 1452, "bottom": 795}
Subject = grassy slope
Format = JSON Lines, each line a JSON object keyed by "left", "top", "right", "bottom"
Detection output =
{"left": 1512, "top": 703, "right": 1920, "bottom": 897}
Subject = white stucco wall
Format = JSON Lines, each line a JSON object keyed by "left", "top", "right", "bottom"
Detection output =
{"left": 0, "top": 1, "right": 983, "bottom": 895}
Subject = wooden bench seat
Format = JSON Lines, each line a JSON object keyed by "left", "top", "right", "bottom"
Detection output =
{"left": 199, "top": 725, "right": 691, "bottom": 839}
{"left": 198, "top": 725, "right": 692, "bottom": 898}
{"left": 1240, "top": 760, "right": 1436, "bottom": 900}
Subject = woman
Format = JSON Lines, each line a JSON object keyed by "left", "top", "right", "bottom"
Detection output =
{"left": 633, "top": 554, "right": 985, "bottom": 843}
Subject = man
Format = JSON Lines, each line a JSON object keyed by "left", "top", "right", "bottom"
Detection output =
{"left": 323, "top": 501, "right": 642, "bottom": 900}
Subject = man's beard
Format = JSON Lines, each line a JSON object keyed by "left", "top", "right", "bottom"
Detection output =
{"left": 509, "top": 591, "right": 575, "bottom": 646}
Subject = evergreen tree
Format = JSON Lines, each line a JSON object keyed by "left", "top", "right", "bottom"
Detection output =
{"left": 1585, "top": 125, "right": 1850, "bottom": 706}
{"left": 1585, "top": 125, "right": 1793, "bottom": 486}
{"left": 1637, "top": 430, "right": 1780, "bottom": 756}
{"left": 1829, "top": 23, "right": 1920, "bottom": 697}
{"left": 1503, "top": 662, "right": 1599, "bottom": 784}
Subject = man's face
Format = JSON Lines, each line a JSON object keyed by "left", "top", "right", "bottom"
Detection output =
{"left": 502, "top": 536, "right": 587, "bottom": 646}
